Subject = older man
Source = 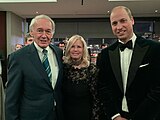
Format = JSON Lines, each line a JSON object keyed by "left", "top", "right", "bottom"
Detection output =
{"left": 5, "top": 15, "right": 64, "bottom": 120}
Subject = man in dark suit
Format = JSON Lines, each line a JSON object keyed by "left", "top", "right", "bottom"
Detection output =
{"left": 5, "top": 14, "right": 64, "bottom": 120}
{"left": 98, "top": 6, "right": 160, "bottom": 120}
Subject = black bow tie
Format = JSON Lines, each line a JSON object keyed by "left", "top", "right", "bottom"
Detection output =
{"left": 119, "top": 40, "right": 132, "bottom": 51}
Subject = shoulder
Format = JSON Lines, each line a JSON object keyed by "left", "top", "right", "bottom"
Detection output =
{"left": 136, "top": 36, "right": 160, "bottom": 49}
{"left": 50, "top": 44, "right": 61, "bottom": 50}
{"left": 50, "top": 44, "right": 63, "bottom": 54}
{"left": 88, "top": 63, "right": 99, "bottom": 74}
{"left": 8, "top": 46, "right": 31, "bottom": 68}
{"left": 9, "top": 45, "right": 30, "bottom": 59}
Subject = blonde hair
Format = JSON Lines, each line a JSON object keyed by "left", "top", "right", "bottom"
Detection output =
{"left": 63, "top": 35, "right": 90, "bottom": 67}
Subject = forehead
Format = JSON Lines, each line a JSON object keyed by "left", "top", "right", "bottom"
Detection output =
{"left": 34, "top": 18, "right": 52, "bottom": 29}
{"left": 110, "top": 8, "right": 129, "bottom": 21}
{"left": 73, "top": 39, "right": 83, "bottom": 45}
{"left": 16, "top": 44, "right": 22, "bottom": 47}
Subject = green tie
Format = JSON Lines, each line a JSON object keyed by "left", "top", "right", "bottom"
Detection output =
{"left": 42, "top": 49, "right": 52, "bottom": 82}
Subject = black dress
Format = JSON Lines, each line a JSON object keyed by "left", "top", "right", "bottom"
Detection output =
{"left": 62, "top": 63, "right": 100, "bottom": 120}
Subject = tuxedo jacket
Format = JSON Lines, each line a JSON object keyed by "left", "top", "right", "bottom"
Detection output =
{"left": 98, "top": 36, "right": 160, "bottom": 120}
{"left": 5, "top": 43, "right": 64, "bottom": 120}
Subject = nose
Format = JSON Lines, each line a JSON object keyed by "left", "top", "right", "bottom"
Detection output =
{"left": 116, "top": 22, "right": 123, "bottom": 29}
{"left": 116, "top": 22, "right": 122, "bottom": 29}
{"left": 41, "top": 31, "right": 48, "bottom": 35}
{"left": 73, "top": 47, "right": 78, "bottom": 51}
{"left": 40, "top": 31, "right": 48, "bottom": 38}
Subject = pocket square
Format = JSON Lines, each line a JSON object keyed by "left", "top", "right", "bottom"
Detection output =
{"left": 139, "top": 63, "right": 149, "bottom": 68}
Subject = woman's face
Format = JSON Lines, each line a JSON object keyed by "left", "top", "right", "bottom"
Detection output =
{"left": 69, "top": 40, "right": 83, "bottom": 61}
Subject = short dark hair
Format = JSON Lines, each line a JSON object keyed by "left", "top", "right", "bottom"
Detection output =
{"left": 59, "top": 41, "right": 65, "bottom": 44}
{"left": 58, "top": 41, "right": 65, "bottom": 45}
{"left": 100, "top": 44, "right": 106, "bottom": 48}
{"left": 25, "top": 33, "right": 33, "bottom": 42}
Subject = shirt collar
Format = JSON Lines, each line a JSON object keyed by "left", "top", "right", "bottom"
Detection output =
{"left": 118, "top": 33, "right": 137, "bottom": 48}
{"left": 34, "top": 42, "right": 50, "bottom": 53}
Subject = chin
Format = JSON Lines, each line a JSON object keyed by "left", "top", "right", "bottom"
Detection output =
{"left": 72, "top": 58, "right": 80, "bottom": 61}
{"left": 39, "top": 45, "right": 48, "bottom": 48}
{"left": 118, "top": 35, "right": 126, "bottom": 40}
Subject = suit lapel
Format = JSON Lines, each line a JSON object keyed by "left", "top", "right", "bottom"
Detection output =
{"left": 109, "top": 42, "right": 124, "bottom": 92}
{"left": 127, "top": 37, "right": 149, "bottom": 89}
{"left": 28, "top": 44, "right": 52, "bottom": 86}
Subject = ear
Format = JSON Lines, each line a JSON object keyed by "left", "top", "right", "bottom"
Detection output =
{"left": 29, "top": 31, "right": 34, "bottom": 37}
{"left": 131, "top": 16, "right": 134, "bottom": 25}
{"left": 51, "top": 34, "right": 54, "bottom": 39}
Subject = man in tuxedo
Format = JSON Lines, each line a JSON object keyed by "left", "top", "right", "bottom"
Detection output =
{"left": 5, "top": 14, "right": 64, "bottom": 120}
{"left": 98, "top": 6, "right": 160, "bottom": 120}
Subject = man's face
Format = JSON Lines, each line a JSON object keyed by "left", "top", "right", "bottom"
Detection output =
{"left": 15, "top": 44, "right": 23, "bottom": 51}
{"left": 25, "top": 37, "right": 34, "bottom": 46}
{"left": 59, "top": 43, "right": 65, "bottom": 50}
{"left": 110, "top": 7, "right": 134, "bottom": 43}
{"left": 30, "top": 18, "right": 53, "bottom": 48}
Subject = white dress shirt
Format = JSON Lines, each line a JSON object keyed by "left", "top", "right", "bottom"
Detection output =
{"left": 112, "top": 33, "right": 137, "bottom": 120}
{"left": 120, "top": 33, "right": 136, "bottom": 112}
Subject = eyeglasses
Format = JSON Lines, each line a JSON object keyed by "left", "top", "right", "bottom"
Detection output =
{"left": 36, "top": 28, "right": 52, "bottom": 35}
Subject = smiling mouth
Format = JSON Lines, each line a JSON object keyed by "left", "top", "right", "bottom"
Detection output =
{"left": 40, "top": 40, "right": 47, "bottom": 42}
{"left": 118, "top": 29, "right": 126, "bottom": 34}
{"left": 73, "top": 54, "right": 78, "bottom": 56}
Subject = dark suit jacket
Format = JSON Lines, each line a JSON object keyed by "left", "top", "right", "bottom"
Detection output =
{"left": 5, "top": 43, "right": 64, "bottom": 120}
{"left": 98, "top": 36, "right": 160, "bottom": 120}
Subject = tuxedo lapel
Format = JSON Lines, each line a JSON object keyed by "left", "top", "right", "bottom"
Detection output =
{"left": 127, "top": 38, "right": 149, "bottom": 89}
{"left": 109, "top": 42, "right": 124, "bottom": 92}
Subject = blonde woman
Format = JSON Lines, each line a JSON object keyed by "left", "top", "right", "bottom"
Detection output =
{"left": 63, "top": 35, "right": 104, "bottom": 120}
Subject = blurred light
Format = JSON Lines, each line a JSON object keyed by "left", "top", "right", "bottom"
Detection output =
{"left": 155, "top": 10, "right": 158, "bottom": 13}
